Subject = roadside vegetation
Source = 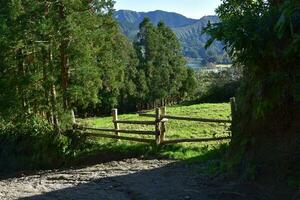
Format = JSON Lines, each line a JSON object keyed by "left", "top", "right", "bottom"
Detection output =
{"left": 205, "top": 0, "right": 300, "bottom": 185}
{"left": 0, "top": 103, "right": 231, "bottom": 173}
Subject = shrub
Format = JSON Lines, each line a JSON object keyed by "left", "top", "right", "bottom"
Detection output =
{"left": 195, "top": 67, "right": 241, "bottom": 102}
{"left": 0, "top": 116, "right": 71, "bottom": 172}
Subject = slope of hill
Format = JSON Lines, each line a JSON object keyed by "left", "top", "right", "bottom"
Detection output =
{"left": 114, "top": 10, "right": 230, "bottom": 67}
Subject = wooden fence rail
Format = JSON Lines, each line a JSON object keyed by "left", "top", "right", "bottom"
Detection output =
{"left": 75, "top": 98, "right": 237, "bottom": 145}
{"left": 161, "top": 115, "right": 231, "bottom": 123}
{"left": 138, "top": 114, "right": 231, "bottom": 124}
{"left": 83, "top": 127, "right": 157, "bottom": 135}
{"left": 84, "top": 132, "right": 155, "bottom": 143}
{"left": 161, "top": 136, "right": 232, "bottom": 144}
{"left": 85, "top": 132, "right": 154, "bottom": 144}
{"left": 113, "top": 120, "right": 156, "bottom": 125}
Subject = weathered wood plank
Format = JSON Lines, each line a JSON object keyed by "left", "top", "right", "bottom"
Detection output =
{"left": 139, "top": 112, "right": 231, "bottom": 123}
{"left": 155, "top": 108, "right": 161, "bottom": 145}
{"left": 230, "top": 97, "right": 237, "bottom": 121}
{"left": 161, "top": 136, "right": 231, "bottom": 144}
{"left": 112, "top": 109, "right": 120, "bottom": 139}
{"left": 163, "top": 115, "right": 232, "bottom": 123}
{"left": 83, "top": 127, "right": 156, "bottom": 135}
{"left": 84, "top": 132, "right": 155, "bottom": 143}
{"left": 160, "top": 107, "right": 167, "bottom": 143}
{"left": 113, "top": 120, "right": 156, "bottom": 125}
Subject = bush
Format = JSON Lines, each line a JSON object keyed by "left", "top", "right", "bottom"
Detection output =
{"left": 199, "top": 80, "right": 240, "bottom": 103}
{"left": 195, "top": 67, "right": 241, "bottom": 103}
{"left": 0, "top": 116, "right": 71, "bottom": 172}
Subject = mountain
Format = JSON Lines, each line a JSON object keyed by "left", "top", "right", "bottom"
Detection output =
{"left": 114, "top": 10, "right": 230, "bottom": 67}
{"left": 115, "top": 10, "right": 197, "bottom": 28}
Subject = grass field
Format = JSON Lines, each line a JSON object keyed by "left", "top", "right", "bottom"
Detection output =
{"left": 80, "top": 103, "right": 231, "bottom": 161}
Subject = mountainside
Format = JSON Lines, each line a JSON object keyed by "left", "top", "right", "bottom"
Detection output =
{"left": 114, "top": 10, "right": 230, "bottom": 67}
{"left": 115, "top": 10, "right": 197, "bottom": 28}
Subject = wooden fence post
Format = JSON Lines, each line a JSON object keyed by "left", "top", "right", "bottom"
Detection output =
{"left": 71, "top": 109, "right": 76, "bottom": 125}
{"left": 230, "top": 97, "right": 237, "bottom": 137}
{"left": 155, "top": 107, "right": 161, "bottom": 145}
{"left": 230, "top": 97, "right": 237, "bottom": 121}
{"left": 160, "top": 106, "right": 167, "bottom": 143}
{"left": 112, "top": 109, "right": 120, "bottom": 141}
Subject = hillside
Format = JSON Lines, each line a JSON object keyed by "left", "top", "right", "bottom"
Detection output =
{"left": 114, "top": 10, "right": 230, "bottom": 67}
{"left": 115, "top": 9, "right": 197, "bottom": 28}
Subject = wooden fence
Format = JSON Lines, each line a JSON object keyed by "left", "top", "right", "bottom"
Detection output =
{"left": 76, "top": 97, "right": 237, "bottom": 145}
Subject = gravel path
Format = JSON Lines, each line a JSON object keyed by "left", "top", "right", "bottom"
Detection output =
{"left": 0, "top": 159, "right": 297, "bottom": 200}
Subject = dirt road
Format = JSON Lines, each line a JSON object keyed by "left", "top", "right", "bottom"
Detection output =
{"left": 0, "top": 159, "right": 296, "bottom": 200}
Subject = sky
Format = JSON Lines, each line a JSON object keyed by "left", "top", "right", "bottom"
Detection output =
{"left": 114, "top": 0, "right": 222, "bottom": 19}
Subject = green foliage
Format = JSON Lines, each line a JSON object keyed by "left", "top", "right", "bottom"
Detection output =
{"left": 205, "top": 0, "right": 300, "bottom": 118}
{"left": 0, "top": 0, "right": 198, "bottom": 124}
{"left": 0, "top": 116, "right": 70, "bottom": 172}
{"left": 195, "top": 67, "right": 241, "bottom": 103}
{"left": 133, "top": 18, "right": 196, "bottom": 108}
{"left": 0, "top": 0, "right": 123, "bottom": 127}
{"left": 204, "top": 0, "right": 300, "bottom": 181}
{"left": 287, "top": 177, "right": 300, "bottom": 188}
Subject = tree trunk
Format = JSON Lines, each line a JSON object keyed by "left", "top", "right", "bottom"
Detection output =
{"left": 17, "top": 50, "right": 30, "bottom": 114}
{"left": 49, "top": 46, "right": 59, "bottom": 131}
{"left": 59, "top": 4, "right": 70, "bottom": 110}
{"left": 60, "top": 39, "right": 69, "bottom": 109}
{"left": 43, "top": 47, "right": 52, "bottom": 123}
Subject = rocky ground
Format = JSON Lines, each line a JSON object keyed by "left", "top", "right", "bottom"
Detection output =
{"left": 0, "top": 159, "right": 298, "bottom": 200}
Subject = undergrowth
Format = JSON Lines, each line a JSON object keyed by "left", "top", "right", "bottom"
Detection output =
{"left": 0, "top": 103, "right": 231, "bottom": 173}
{"left": 0, "top": 116, "right": 71, "bottom": 172}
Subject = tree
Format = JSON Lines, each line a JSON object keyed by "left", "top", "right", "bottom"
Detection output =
{"left": 205, "top": 0, "right": 300, "bottom": 180}
{"left": 134, "top": 18, "right": 195, "bottom": 108}
{"left": 0, "top": 0, "right": 116, "bottom": 129}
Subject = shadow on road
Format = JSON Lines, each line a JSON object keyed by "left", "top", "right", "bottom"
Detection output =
{"left": 17, "top": 160, "right": 211, "bottom": 200}
{"left": 12, "top": 160, "right": 294, "bottom": 200}
{"left": 0, "top": 145, "right": 297, "bottom": 200}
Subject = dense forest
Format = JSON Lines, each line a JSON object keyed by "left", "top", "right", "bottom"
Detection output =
{"left": 0, "top": 0, "right": 197, "bottom": 131}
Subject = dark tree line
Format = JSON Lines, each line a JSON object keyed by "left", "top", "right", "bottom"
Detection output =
{"left": 0, "top": 1, "right": 196, "bottom": 130}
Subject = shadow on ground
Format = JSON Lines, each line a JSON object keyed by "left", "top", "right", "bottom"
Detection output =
{"left": 0, "top": 144, "right": 298, "bottom": 200}
{"left": 9, "top": 159, "right": 292, "bottom": 200}
{"left": 0, "top": 158, "right": 296, "bottom": 200}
